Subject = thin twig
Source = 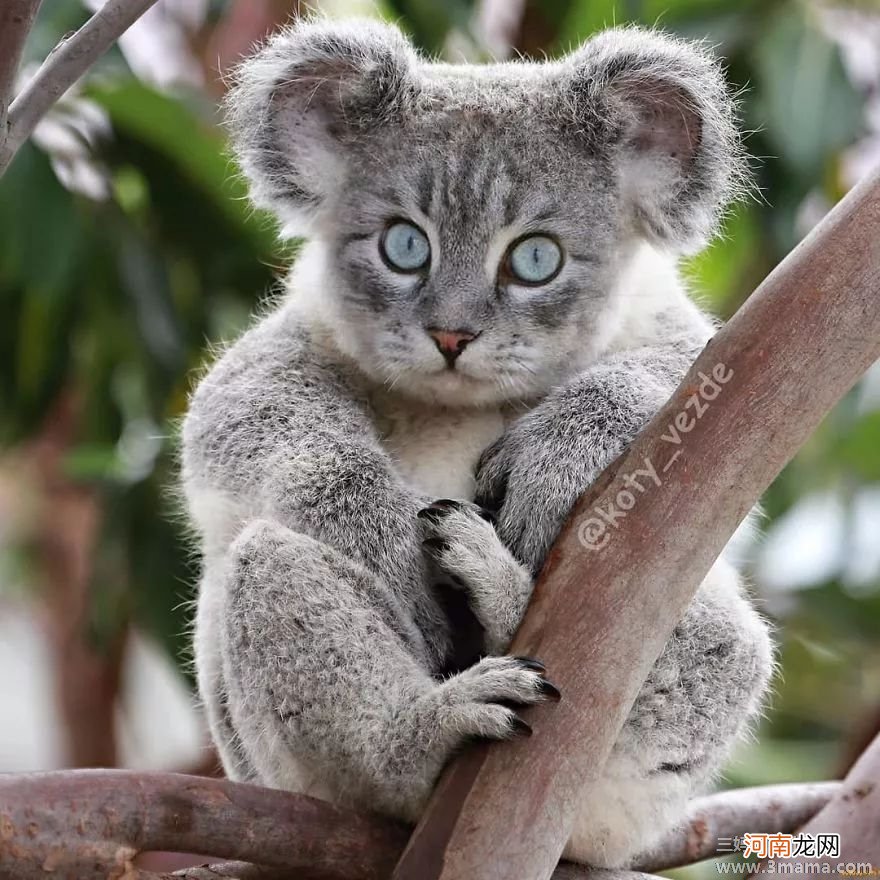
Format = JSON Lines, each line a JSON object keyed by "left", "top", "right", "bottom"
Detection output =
{"left": 0, "top": 0, "right": 159, "bottom": 175}
{"left": 0, "top": 0, "right": 43, "bottom": 149}
{"left": 0, "top": 770, "right": 838, "bottom": 879}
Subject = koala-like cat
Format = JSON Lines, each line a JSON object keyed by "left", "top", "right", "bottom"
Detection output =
{"left": 182, "top": 18, "right": 773, "bottom": 868}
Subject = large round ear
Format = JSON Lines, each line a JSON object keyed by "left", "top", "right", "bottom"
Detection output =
{"left": 225, "top": 18, "right": 418, "bottom": 236}
{"left": 561, "top": 28, "right": 746, "bottom": 253}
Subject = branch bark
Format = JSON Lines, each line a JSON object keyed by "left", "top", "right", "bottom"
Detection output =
{"left": 0, "top": 770, "right": 409, "bottom": 880}
{"left": 0, "top": 771, "right": 837, "bottom": 880}
{"left": 393, "top": 164, "right": 880, "bottom": 880}
{"left": 0, "top": 0, "right": 159, "bottom": 176}
{"left": 159, "top": 868, "right": 660, "bottom": 880}
{"left": 635, "top": 783, "right": 839, "bottom": 872}
{"left": 758, "top": 733, "right": 880, "bottom": 870}
{"left": 0, "top": 0, "right": 42, "bottom": 152}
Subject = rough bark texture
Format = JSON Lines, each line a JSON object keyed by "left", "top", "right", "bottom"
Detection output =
{"left": 0, "top": 771, "right": 838, "bottom": 879}
{"left": 158, "top": 868, "right": 658, "bottom": 880}
{"left": 0, "top": 771, "right": 410, "bottom": 880}
{"left": 635, "top": 783, "right": 839, "bottom": 872}
{"left": 393, "top": 165, "right": 880, "bottom": 880}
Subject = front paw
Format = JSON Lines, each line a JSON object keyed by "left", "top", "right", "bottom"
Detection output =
{"left": 418, "top": 500, "right": 534, "bottom": 653}
{"left": 431, "top": 655, "right": 561, "bottom": 741}
{"left": 474, "top": 424, "right": 594, "bottom": 574}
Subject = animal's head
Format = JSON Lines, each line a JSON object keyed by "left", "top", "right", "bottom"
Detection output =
{"left": 227, "top": 19, "right": 744, "bottom": 405}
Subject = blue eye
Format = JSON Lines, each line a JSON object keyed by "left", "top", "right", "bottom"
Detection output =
{"left": 381, "top": 221, "right": 431, "bottom": 272}
{"left": 507, "top": 235, "right": 563, "bottom": 285}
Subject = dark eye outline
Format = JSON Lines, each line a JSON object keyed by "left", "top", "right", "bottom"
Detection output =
{"left": 379, "top": 219, "right": 432, "bottom": 274}
{"left": 500, "top": 233, "right": 564, "bottom": 287}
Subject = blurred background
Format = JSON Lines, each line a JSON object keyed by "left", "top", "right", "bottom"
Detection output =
{"left": 1, "top": 0, "right": 879, "bottom": 870}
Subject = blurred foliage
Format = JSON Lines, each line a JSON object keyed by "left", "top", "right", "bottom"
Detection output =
{"left": 0, "top": 0, "right": 878, "bottom": 792}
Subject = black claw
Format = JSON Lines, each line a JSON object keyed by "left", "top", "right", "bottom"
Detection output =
{"left": 514, "top": 656, "right": 546, "bottom": 674}
{"left": 510, "top": 715, "right": 533, "bottom": 737}
{"left": 432, "top": 498, "right": 463, "bottom": 509}
{"left": 422, "top": 537, "right": 450, "bottom": 555}
{"left": 417, "top": 508, "right": 446, "bottom": 524}
{"left": 417, "top": 501, "right": 459, "bottom": 522}
{"left": 539, "top": 680, "right": 562, "bottom": 702}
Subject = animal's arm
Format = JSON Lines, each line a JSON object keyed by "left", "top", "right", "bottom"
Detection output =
{"left": 181, "top": 306, "right": 428, "bottom": 604}
{"left": 476, "top": 321, "right": 711, "bottom": 573}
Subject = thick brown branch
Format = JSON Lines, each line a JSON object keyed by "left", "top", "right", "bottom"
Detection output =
{"left": 0, "top": 0, "right": 42, "bottom": 150}
{"left": 0, "top": 0, "right": 158, "bottom": 175}
{"left": 161, "top": 867, "right": 661, "bottom": 880}
{"left": 393, "top": 164, "right": 880, "bottom": 880}
{"left": 0, "top": 770, "right": 837, "bottom": 879}
{"left": 0, "top": 770, "right": 409, "bottom": 880}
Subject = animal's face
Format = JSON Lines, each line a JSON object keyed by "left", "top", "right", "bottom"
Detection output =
{"left": 228, "top": 20, "right": 743, "bottom": 405}
{"left": 320, "top": 103, "right": 624, "bottom": 404}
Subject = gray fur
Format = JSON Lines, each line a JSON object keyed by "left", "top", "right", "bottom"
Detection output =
{"left": 475, "top": 333, "right": 707, "bottom": 573}
{"left": 183, "top": 17, "right": 772, "bottom": 868}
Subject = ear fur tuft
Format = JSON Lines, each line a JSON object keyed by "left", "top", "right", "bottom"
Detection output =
{"left": 225, "top": 18, "right": 418, "bottom": 235}
{"left": 562, "top": 27, "right": 748, "bottom": 253}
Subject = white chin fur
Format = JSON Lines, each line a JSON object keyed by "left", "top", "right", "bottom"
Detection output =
{"left": 376, "top": 366, "right": 538, "bottom": 408}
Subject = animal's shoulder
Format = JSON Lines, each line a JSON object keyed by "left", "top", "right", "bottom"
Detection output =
{"left": 190, "top": 304, "right": 372, "bottom": 423}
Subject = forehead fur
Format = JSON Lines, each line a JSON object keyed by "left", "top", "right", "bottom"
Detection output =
{"left": 335, "top": 108, "right": 617, "bottom": 265}
{"left": 226, "top": 17, "right": 746, "bottom": 252}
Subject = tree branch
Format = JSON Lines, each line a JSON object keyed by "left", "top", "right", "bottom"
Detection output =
{"left": 393, "top": 163, "right": 880, "bottom": 880}
{"left": 758, "top": 733, "right": 880, "bottom": 870}
{"left": 0, "top": 0, "right": 159, "bottom": 176}
{"left": 635, "top": 783, "right": 840, "bottom": 872}
{"left": 0, "top": 770, "right": 409, "bottom": 880}
{"left": 0, "top": 0, "right": 42, "bottom": 153}
{"left": 0, "top": 770, "right": 838, "bottom": 879}
{"left": 159, "top": 867, "right": 662, "bottom": 880}
{"left": 168, "top": 865, "right": 295, "bottom": 880}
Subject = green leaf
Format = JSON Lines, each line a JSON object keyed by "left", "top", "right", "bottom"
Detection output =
{"left": 63, "top": 443, "right": 124, "bottom": 482}
{"left": 683, "top": 202, "right": 765, "bottom": 314}
{"left": 87, "top": 80, "right": 276, "bottom": 258}
{"left": 558, "top": 0, "right": 621, "bottom": 43}
{"left": 383, "top": 0, "right": 475, "bottom": 53}
{"left": 557, "top": 0, "right": 759, "bottom": 45}
{"left": 838, "top": 411, "right": 880, "bottom": 481}
{"left": 751, "top": 9, "right": 864, "bottom": 177}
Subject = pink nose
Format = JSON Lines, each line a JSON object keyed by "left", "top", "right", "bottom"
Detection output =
{"left": 427, "top": 328, "right": 477, "bottom": 364}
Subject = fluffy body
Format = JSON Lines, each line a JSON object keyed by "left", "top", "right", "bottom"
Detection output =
{"left": 182, "top": 18, "right": 773, "bottom": 868}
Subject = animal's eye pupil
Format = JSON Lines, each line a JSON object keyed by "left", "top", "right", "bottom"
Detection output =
{"left": 381, "top": 221, "right": 431, "bottom": 273}
{"left": 506, "top": 235, "right": 563, "bottom": 285}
